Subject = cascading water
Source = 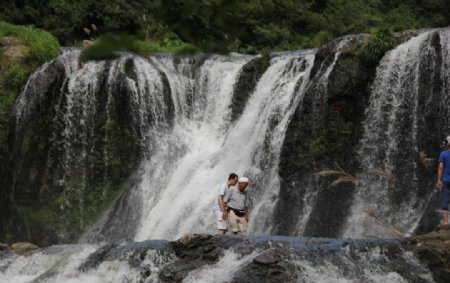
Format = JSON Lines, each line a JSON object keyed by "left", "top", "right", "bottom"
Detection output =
{"left": 98, "top": 50, "right": 316, "bottom": 241}
{"left": 343, "top": 29, "right": 450, "bottom": 238}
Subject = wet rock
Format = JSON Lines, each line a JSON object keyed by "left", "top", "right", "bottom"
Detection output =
{"left": 232, "top": 248, "right": 291, "bottom": 283}
{"left": 10, "top": 242, "right": 39, "bottom": 253}
{"left": 410, "top": 227, "right": 450, "bottom": 283}
{"left": 82, "top": 40, "right": 93, "bottom": 48}
{"left": 0, "top": 243, "right": 8, "bottom": 251}
{"left": 274, "top": 35, "right": 370, "bottom": 238}
{"left": 159, "top": 259, "right": 207, "bottom": 282}
{"left": 231, "top": 55, "right": 270, "bottom": 122}
{"left": 252, "top": 249, "right": 280, "bottom": 265}
{"left": 172, "top": 234, "right": 225, "bottom": 261}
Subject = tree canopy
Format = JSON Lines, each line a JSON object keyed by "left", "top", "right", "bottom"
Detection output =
{"left": 1, "top": 0, "right": 449, "bottom": 53}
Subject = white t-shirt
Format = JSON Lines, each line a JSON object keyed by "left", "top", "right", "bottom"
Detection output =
{"left": 213, "top": 183, "right": 228, "bottom": 212}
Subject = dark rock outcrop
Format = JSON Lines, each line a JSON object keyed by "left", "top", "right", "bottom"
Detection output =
{"left": 231, "top": 54, "right": 270, "bottom": 122}
{"left": 410, "top": 225, "right": 450, "bottom": 283}
{"left": 4, "top": 51, "right": 142, "bottom": 245}
{"left": 274, "top": 35, "right": 374, "bottom": 238}
{"left": 2, "top": 233, "right": 447, "bottom": 282}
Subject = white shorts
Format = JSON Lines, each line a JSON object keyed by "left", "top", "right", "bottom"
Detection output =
{"left": 215, "top": 210, "right": 227, "bottom": 230}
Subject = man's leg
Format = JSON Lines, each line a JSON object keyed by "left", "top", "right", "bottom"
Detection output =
{"left": 441, "top": 183, "right": 450, "bottom": 225}
{"left": 442, "top": 211, "right": 449, "bottom": 225}
{"left": 228, "top": 211, "right": 239, "bottom": 235}
{"left": 216, "top": 211, "right": 227, "bottom": 234}
{"left": 238, "top": 216, "right": 248, "bottom": 235}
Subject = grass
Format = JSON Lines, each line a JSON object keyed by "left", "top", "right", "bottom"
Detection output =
{"left": 0, "top": 21, "right": 60, "bottom": 66}
{"left": 360, "top": 27, "right": 396, "bottom": 63}
{"left": 80, "top": 33, "right": 200, "bottom": 62}
{"left": 0, "top": 21, "right": 60, "bottom": 119}
{"left": 314, "top": 163, "right": 358, "bottom": 188}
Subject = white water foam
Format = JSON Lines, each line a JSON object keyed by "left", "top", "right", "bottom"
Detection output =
{"left": 183, "top": 249, "right": 260, "bottom": 283}
{"left": 343, "top": 31, "right": 440, "bottom": 238}
{"left": 134, "top": 52, "right": 315, "bottom": 240}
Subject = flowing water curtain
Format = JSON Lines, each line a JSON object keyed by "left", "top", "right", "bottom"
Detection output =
{"left": 278, "top": 36, "right": 361, "bottom": 236}
{"left": 343, "top": 30, "right": 448, "bottom": 238}
{"left": 84, "top": 37, "right": 359, "bottom": 241}
{"left": 241, "top": 52, "right": 316, "bottom": 235}
{"left": 133, "top": 55, "right": 256, "bottom": 240}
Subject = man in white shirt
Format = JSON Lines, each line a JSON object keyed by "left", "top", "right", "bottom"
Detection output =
{"left": 213, "top": 173, "right": 238, "bottom": 234}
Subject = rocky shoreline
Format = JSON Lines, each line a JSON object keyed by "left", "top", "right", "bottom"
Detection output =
{"left": 1, "top": 227, "right": 449, "bottom": 282}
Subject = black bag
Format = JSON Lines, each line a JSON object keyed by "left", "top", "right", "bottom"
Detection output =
{"left": 228, "top": 207, "right": 245, "bottom": 217}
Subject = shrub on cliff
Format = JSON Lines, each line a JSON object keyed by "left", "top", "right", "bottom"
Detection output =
{"left": 0, "top": 23, "right": 60, "bottom": 240}
{"left": 79, "top": 33, "right": 199, "bottom": 62}
{"left": 0, "top": 21, "right": 59, "bottom": 67}
{"left": 0, "top": 21, "right": 60, "bottom": 119}
{"left": 361, "top": 27, "right": 396, "bottom": 63}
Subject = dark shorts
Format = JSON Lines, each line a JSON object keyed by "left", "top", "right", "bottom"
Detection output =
{"left": 442, "top": 182, "right": 450, "bottom": 211}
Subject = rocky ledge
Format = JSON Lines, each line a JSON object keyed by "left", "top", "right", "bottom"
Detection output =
{"left": 409, "top": 225, "right": 450, "bottom": 282}
{"left": 0, "top": 229, "right": 449, "bottom": 282}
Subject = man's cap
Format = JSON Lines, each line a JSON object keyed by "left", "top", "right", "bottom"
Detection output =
{"left": 238, "top": 177, "right": 252, "bottom": 184}
{"left": 445, "top": 136, "right": 450, "bottom": 145}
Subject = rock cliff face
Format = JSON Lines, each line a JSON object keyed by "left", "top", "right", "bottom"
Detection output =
{"left": 275, "top": 29, "right": 450, "bottom": 239}
{"left": 274, "top": 35, "right": 374, "bottom": 238}
{"left": 6, "top": 50, "right": 142, "bottom": 245}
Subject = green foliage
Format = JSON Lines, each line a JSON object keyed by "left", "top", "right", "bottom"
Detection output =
{"left": 310, "top": 31, "right": 334, "bottom": 48}
{"left": 0, "top": 21, "right": 59, "bottom": 66}
{"left": 1, "top": 1, "right": 450, "bottom": 53}
{"left": 309, "top": 119, "right": 353, "bottom": 161}
{"left": 361, "top": 27, "right": 396, "bottom": 63}
{"left": 3, "top": 64, "right": 28, "bottom": 91}
{"left": 0, "top": 65, "right": 28, "bottom": 117}
{"left": 155, "top": 0, "right": 246, "bottom": 53}
{"left": 80, "top": 34, "right": 199, "bottom": 62}
{"left": 0, "top": 22, "right": 60, "bottom": 132}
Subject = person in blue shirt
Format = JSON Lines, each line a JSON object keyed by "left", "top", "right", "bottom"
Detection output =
{"left": 437, "top": 136, "right": 450, "bottom": 225}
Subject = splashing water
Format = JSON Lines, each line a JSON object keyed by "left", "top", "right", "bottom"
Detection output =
{"left": 343, "top": 30, "right": 450, "bottom": 238}
{"left": 133, "top": 52, "right": 315, "bottom": 240}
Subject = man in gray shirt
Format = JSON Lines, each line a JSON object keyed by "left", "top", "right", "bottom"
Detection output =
{"left": 224, "top": 177, "right": 251, "bottom": 235}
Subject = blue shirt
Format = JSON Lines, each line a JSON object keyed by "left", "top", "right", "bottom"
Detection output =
{"left": 439, "top": 150, "right": 450, "bottom": 182}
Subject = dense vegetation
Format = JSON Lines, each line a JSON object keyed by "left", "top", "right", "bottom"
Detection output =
{"left": 0, "top": 20, "right": 59, "bottom": 159}
{"left": 1, "top": 0, "right": 450, "bottom": 53}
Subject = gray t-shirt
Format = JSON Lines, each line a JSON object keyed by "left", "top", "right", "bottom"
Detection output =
{"left": 224, "top": 186, "right": 249, "bottom": 210}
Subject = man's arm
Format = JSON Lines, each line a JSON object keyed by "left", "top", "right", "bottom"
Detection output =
{"left": 218, "top": 195, "right": 228, "bottom": 220}
{"left": 438, "top": 162, "right": 444, "bottom": 190}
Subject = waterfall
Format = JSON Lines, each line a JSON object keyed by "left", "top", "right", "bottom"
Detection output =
{"left": 9, "top": 30, "right": 450, "bottom": 245}
{"left": 4, "top": 31, "right": 450, "bottom": 282}
{"left": 114, "top": 51, "right": 315, "bottom": 241}
{"left": 343, "top": 30, "right": 450, "bottom": 238}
